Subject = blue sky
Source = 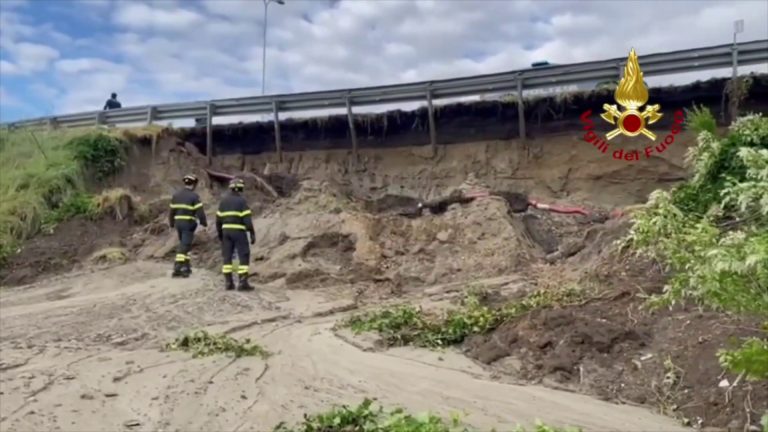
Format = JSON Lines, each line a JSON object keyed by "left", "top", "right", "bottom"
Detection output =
{"left": 1, "top": 0, "right": 767, "bottom": 124}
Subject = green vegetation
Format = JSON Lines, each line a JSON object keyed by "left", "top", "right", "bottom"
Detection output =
{"left": 341, "top": 287, "right": 584, "bottom": 349}
{"left": 164, "top": 329, "right": 271, "bottom": 359}
{"left": 271, "top": 399, "right": 582, "bottom": 432}
{"left": 627, "top": 107, "right": 768, "bottom": 380}
{"left": 0, "top": 128, "right": 127, "bottom": 266}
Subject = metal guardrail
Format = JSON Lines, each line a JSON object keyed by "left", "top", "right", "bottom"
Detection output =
{"left": 3, "top": 39, "right": 767, "bottom": 163}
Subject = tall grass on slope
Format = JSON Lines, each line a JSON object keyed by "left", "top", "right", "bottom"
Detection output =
{"left": 0, "top": 128, "right": 126, "bottom": 265}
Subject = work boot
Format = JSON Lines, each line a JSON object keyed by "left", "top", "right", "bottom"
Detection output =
{"left": 180, "top": 261, "right": 191, "bottom": 278}
{"left": 237, "top": 274, "right": 254, "bottom": 291}
{"left": 224, "top": 273, "right": 235, "bottom": 290}
{"left": 171, "top": 262, "right": 184, "bottom": 278}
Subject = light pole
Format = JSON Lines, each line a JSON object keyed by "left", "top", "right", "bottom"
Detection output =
{"left": 262, "top": 0, "right": 284, "bottom": 96}
{"left": 732, "top": 19, "right": 744, "bottom": 81}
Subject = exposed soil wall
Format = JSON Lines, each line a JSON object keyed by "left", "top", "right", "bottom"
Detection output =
{"left": 168, "top": 75, "right": 767, "bottom": 209}
{"left": 177, "top": 75, "right": 768, "bottom": 155}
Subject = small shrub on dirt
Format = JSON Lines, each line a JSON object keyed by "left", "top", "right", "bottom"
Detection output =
{"left": 66, "top": 132, "right": 127, "bottom": 181}
{"left": 164, "top": 329, "right": 270, "bottom": 359}
{"left": 627, "top": 108, "right": 768, "bottom": 380}
{"left": 342, "top": 288, "right": 584, "bottom": 349}
{"left": 41, "top": 192, "right": 98, "bottom": 231}
{"left": 271, "top": 398, "right": 582, "bottom": 432}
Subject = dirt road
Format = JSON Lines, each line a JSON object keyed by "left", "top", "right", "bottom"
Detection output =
{"left": 0, "top": 262, "right": 689, "bottom": 432}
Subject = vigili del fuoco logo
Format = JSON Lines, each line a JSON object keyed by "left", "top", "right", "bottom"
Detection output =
{"left": 580, "top": 48, "right": 685, "bottom": 162}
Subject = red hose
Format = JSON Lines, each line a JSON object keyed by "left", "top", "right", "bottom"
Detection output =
{"left": 528, "top": 199, "right": 591, "bottom": 216}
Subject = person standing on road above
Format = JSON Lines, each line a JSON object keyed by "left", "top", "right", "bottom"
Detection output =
{"left": 216, "top": 179, "right": 255, "bottom": 291}
{"left": 169, "top": 174, "right": 207, "bottom": 278}
{"left": 103, "top": 92, "right": 122, "bottom": 110}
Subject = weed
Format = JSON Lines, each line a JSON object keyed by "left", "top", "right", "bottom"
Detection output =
{"left": 271, "top": 398, "right": 582, "bottom": 432}
{"left": 717, "top": 337, "right": 768, "bottom": 381}
{"left": 66, "top": 133, "right": 127, "bottom": 181}
{"left": 342, "top": 287, "right": 584, "bottom": 349}
{"left": 88, "top": 247, "right": 129, "bottom": 265}
{"left": 40, "top": 192, "right": 98, "bottom": 232}
{"left": 627, "top": 108, "right": 768, "bottom": 380}
{"left": 165, "top": 330, "right": 270, "bottom": 359}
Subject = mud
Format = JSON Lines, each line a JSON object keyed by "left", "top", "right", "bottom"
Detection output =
{"left": 464, "top": 248, "right": 768, "bottom": 430}
{"left": 0, "top": 218, "right": 134, "bottom": 287}
{"left": 0, "top": 262, "right": 688, "bottom": 432}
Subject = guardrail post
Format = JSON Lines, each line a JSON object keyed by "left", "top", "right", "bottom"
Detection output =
{"left": 345, "top": 95, "right": 358, "bottom": 162}
{"left": 517, "top": 76, "right": 526, "bottom": 140}
{"left": 95, "top": 111, "right": 105, "bottom": 126}
{"left": 206, "top": 103, "right": 214, "bottom": 166}
{"left": 146, "top": 106, "right": 156, "bottom": 125}
{"left": 47, "top": 118, "right": 58, "bottom": 130}
{"left": 426, "top": 85, "right": 437, "bottom": 154}
{"left": 617, "top": 61, "right": 623, "bottom": 80}
{"left": 272, "top": 100, "right": 283, "bottom": 163}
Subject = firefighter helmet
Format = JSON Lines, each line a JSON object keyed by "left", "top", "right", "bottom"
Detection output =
{"left": 183, "top": 174, "right": 198, "bottom": 186}
{"left": 228, "top": 178, "right": 245, "bottom": 192}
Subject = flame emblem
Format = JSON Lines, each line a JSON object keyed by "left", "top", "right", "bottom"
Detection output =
{"left": 600, "top": 48, "right": 662, "bottom": 140}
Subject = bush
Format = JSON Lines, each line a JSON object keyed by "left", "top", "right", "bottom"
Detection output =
{"left": 627, "top": 108, "right": 768, "bottom": 380}
{"left": 341, "top": 288, "right": 584, "bottom": 349}
{"left": 67, "top": 132, "right": 126, "bottom": 181}
{"left": 271, "top": 399, "right": 583, "bottom": 432}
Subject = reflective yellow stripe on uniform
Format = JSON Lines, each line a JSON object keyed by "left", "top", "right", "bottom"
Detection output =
{"left": 170, "top": 203, "right": 202, "bottom": 210}
{"left": 222, "top": 224, "right": 246, "bottom": 230}
{"left": 216, "top": 210, "right": 251, "bottom": 217}
{"left": 175, "top": 254, "right": 187, "bottom": 262}
{"left": 174, "top": 215, "right": 196, "bottom": 220}
{"left": 222, "top": 264, "right": 233, "bottom": 274}
{"left": 237, "top": 265, "right": 249, "bottom": 274}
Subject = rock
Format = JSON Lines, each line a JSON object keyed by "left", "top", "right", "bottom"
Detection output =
{"left": 381, "top": 249, "right": 395, "bottom": 258}
{"left": 123, "top": 419, "right": 141, "bottom": 428}
{"left": 80, "top": 393, "right": 94, "bottom": 400}
{"left": 436, "top": 230, "right": 451, "bottom": 242}
{"left": 560, "top": 239, "right": 585, "bottom": 258}
{"left": 544, "top": 251, "right": 563, "bottom": 264}
{"left": 104, "top": 392, "right": 118, "bottom": 398}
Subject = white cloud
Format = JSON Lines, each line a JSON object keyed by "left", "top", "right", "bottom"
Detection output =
{"left": 112, "top": 2, "right": 205, "bottom": 31}
{"left": 1, "top": 0, "right": 767, "bottom": 122}
{"left": 1, "top": 42, "right": 60, "bottom": 75}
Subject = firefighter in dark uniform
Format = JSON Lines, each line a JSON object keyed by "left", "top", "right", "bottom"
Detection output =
{"left": 215, "top": 178, "right": 255, "bottom": 291}
{"left": 169, "top": 174, "right": 207, "bottom": 277}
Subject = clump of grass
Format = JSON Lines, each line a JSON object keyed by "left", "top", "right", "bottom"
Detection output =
{"left": 0, "top": 128, "right": 129, "bottom": 266}
{"left": 94, "top": 188, "right": 140, "bottom": 221}
{"left": 88, "top": 247, "right": 129, "bottom": 265}
{"left": 165, "top": 329, "right": 271, "bottom": 359}
{"left": 341, "top": 287, "right": 584, "bottom": 348}
{"left": 272, "top": 398, "right": 583, "bottom": 432}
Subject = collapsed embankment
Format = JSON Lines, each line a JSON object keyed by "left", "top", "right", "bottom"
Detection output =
{"left": 174, "top": 74, "right": 768, "bottom": 208}
{"left": 1, "top": 76, "right": 766, "bottom": 430}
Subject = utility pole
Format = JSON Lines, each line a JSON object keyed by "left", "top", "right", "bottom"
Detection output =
{"left": 262, "top": 0, "right": 285, "bottom": 96}
{"left": 732, "top": 19, "right": 744, "bottom": 81}
{"left": 730, "top": 19, "right": 745, "bottom": 122}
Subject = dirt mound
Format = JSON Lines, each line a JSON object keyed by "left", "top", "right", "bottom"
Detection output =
{"left": 465, "top": 264, "right": 767, "bottom": 430}
{"left": 0, "top": 217, "right": 135, "bottom": 287}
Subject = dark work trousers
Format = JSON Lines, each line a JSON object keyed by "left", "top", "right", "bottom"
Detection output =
{"left": 175, "top": 222, "right": 197, "bottom": 268}
{"left": 221, "top": 230, "right": 250, "bottom": 277}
